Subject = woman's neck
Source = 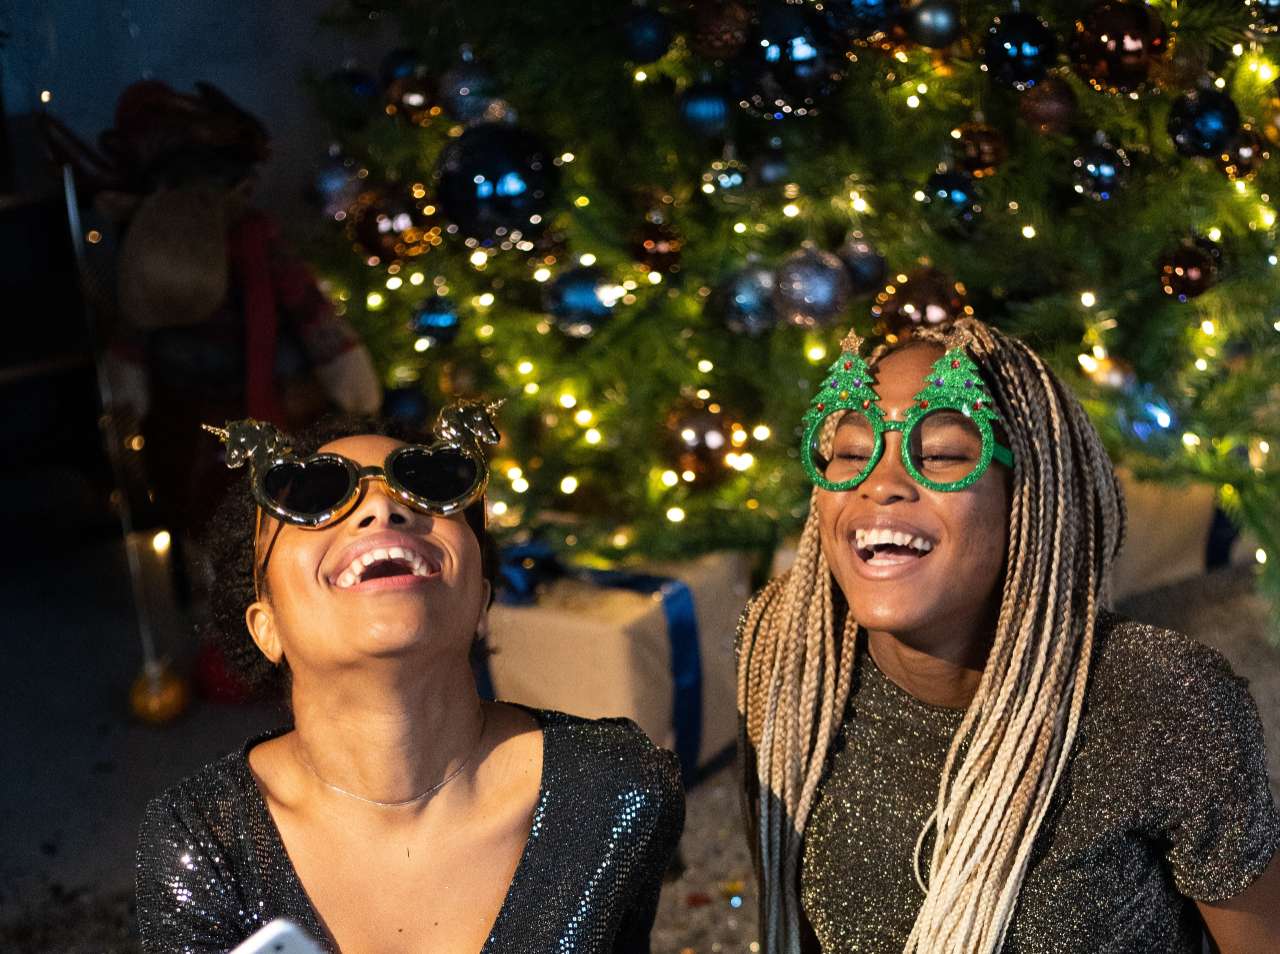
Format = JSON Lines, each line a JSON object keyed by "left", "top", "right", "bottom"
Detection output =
{"left": 287, "top": 654, "right": 486, "bottom": 808}
{"left": 865, "top": 624, "right": 990, "bottom": 710}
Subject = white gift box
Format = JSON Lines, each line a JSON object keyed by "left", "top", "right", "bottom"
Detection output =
{"left": 482, "top": 551, "right": 751, "bottom": 783}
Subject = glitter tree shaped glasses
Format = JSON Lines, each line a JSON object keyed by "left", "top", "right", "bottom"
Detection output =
{"left": 801, "top": 333, "right": 1015, "bottom": 493}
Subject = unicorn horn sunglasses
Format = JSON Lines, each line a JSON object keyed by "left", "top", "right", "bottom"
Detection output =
{"left": 203, "top": 398, "right": 503, "bottom": 529}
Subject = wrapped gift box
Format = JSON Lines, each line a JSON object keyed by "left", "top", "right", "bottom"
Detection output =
{"left": 482, "top": 551, "right": 751, "bottom": 784}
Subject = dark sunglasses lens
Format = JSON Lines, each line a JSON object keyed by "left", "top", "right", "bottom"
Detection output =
{"left": 909, "top": 409, "right": 985, "bottom": 484}
{"left": 262, "top": 459, "right": 351, "bottom": 517}
{"left": 391, "top": 447, "right": 479, "bottom": 503}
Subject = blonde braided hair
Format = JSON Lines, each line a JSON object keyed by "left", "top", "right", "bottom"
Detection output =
{"left": 737, "top": 318, "right": 1126, "bottom": 953}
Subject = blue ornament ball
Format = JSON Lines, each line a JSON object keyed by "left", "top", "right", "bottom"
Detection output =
{"left": 312, "top": 154, "right": 362, "bottom": 220}
{"left": 750, "top": 139, "right": 791, "bottom": 186}
{"left": 824, "top": 0, "right": 899, "bottom": 42}
{"left": 380, "top": 48, "right": 423, "bottom": 86}
{"left": 438, "top": 52, "right": 500, "bottom": 122}
{"left": 383, "top": 387, "right": 431, "bottom": 425}
{"left": 435, "top": 123, "right": 559, "bottom": 240}
{"left": 1072, "top": 141, "right": 1130, "bottom": 200}
{"left": 680, "top": 82, "right": 733, "bottom": 137}
{"left": 982, "top": 11, "right": 1058, "bottom": 90}
{"left": 923, "top": 170, "right": 981, "bottom": 227}
{"left": 837, "top": 234, "right": 887, "bottom": 295}
{"left": 410, "top": 296, "right": 462, "bottom": 347}
{"left": 1168, "top": 88, "right": 1240, "bottom": 158}
{"left": 624, "top": 8, "right": 673, "bottom": 64}
{"left": 732, "top": 2, "right": 844, "bottom": 119}
{"left": 545, "top": 267, "right": 622, "bottom": 338}
{"left": 906, "top": 0, "right": 963, "bottom": 49}
{"left": 707, "top": 266, "right": 778, "bottom": 336}
{"left": 773, "top": 247, "right": 853, "bottom": 328}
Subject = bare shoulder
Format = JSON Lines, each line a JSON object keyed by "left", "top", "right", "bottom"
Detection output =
{"left": 477, "top": 702, "right": 544, "bottom": 803}
{"left": 244, "top": 729, "right": 308, "bottom": 810}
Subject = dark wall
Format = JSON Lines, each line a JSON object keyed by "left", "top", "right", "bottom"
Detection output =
{"left": 3, "top": 0, "right": 385, "bottom": 221}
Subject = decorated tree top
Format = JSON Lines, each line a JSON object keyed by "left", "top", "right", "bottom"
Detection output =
{"left": 803, "top": 332, "right": 881, "bottom": 428}
{"left": 911, "top": 349, "right": 1000, "bottom": 425}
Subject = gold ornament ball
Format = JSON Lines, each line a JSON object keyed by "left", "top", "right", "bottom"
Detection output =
{"left": 1217, "top": 128, "right": 1270, "bottom": 182}
{"left": 1260, "top": 98, "right": 1280, "bottom": 148}
{"left": 1086, "top": 355, "right": 1136, "bottom": 391}
{"left": 955, "top": 122, "right": 1007, "bottom": 178}
{"left": 663, "top": 397, "right": 736, "bottom": 486}
{"left": 872, "top": 267, "right": 973, "bottom": 336}
{"left": 129, "top": 663, "right": 191, "bottom": 724}
{"left": 1019, "top": 75, "right": 1077, "bottom": 135}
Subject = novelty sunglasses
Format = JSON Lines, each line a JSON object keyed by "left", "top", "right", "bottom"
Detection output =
{"left": 802, "top": 334, "right": 1014, "bottom": 493}
{"left": 203, "top": 398, "right": 502, "bottom": 528}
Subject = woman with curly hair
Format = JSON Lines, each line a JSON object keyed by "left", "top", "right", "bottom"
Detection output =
{"left": 136, "top": 406, "right": 683, "bottom": 953}
{"left": 737, "top": 319, "right": 1280, "bottom": 953}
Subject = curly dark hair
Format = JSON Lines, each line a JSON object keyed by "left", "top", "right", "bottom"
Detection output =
{"left": 199, "top": 414, "right": 497, "bottom": 699}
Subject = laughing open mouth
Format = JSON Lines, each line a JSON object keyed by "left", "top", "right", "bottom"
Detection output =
{"left": 334, "top": 546, "right": 440, "bottom": 589}
{"left": 854, "top": 527, "right": 935, "bottom": 566}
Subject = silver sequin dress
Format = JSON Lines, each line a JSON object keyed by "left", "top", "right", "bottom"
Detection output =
{"left": 796, "top": 616, "right": 1280, "bottom": 952}
{"left": 136, "top": 708, "right": 684, "bottom": 953}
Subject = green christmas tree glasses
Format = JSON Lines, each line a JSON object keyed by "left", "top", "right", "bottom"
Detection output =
{"left": 802, "top": 334, "right": 1015, "bottom": 493}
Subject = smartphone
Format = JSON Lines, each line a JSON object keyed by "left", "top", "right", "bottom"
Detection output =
{"left": 229, "top": 918, "right": 327, "bottom": 954}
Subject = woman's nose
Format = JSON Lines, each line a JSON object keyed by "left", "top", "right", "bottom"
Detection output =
{"left": 859, "top": 431, "right": 918, "bottom": 505}
{"left": 351, "top": 477, "right": 414, "bottom": 528}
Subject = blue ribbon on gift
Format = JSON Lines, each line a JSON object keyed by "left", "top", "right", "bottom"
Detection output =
{"left": 480, "top": 542, "right": 704, "bottom": 786}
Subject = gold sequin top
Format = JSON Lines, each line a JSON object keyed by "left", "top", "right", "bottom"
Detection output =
{"left": 136, "top": 707, "right": 684, "bottom": 953}
{"left": 798, "top": 616, "right": 1280, "bottom": 952}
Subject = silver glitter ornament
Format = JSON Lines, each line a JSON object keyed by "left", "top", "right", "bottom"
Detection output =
{"left": 773, "top": 247, "right": 853, "bottom": 328}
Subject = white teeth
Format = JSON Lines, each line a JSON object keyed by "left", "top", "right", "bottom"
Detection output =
{"left": 854, "top": 528, "right": 935, "bottom": 554}
{"left": 334, "top": 544, "right": 441, "bottom": 586}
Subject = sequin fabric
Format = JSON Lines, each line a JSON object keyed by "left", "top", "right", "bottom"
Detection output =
{"left": 798, "top": 616, "right": 1280, "bottom": 952}
{"left": 136, "top": 707, "right": 684, "bottom": 953}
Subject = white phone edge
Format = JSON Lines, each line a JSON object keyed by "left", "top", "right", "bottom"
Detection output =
{"left": 228, "top": 917, "right": 327, "bottom": 954}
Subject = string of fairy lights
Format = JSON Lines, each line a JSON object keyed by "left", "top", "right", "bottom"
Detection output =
{"left": 284, "top": 1, "right": 1280, "bottom": 576}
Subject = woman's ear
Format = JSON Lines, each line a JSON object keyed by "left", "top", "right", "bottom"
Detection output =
{"left": 245, "top": 599, "right": 284, "bottom": 665}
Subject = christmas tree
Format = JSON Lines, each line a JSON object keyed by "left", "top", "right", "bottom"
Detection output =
{"left": 303, "top": 0, "right": 1280, "bottom": 621}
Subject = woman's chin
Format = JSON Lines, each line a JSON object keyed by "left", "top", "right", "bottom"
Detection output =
{"left": 847, "top": 598, "right": 941, "bottom": 639}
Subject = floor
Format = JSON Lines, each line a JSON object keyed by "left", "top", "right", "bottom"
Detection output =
{"left": 1, "top": 534, "right": 1276, "bottom": 953}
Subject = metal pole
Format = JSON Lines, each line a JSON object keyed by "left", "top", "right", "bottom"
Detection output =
{"left": 61, "top": 164, "right": 160, "bottom": 675}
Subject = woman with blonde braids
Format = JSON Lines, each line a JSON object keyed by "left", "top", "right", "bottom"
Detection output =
{"left": 737, "top": 317, "right": 1280, "bottom": 953}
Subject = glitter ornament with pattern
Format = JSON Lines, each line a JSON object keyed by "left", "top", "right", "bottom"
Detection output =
{"left": 1069, "top": 1, "right": 1168, "bottom": 95}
